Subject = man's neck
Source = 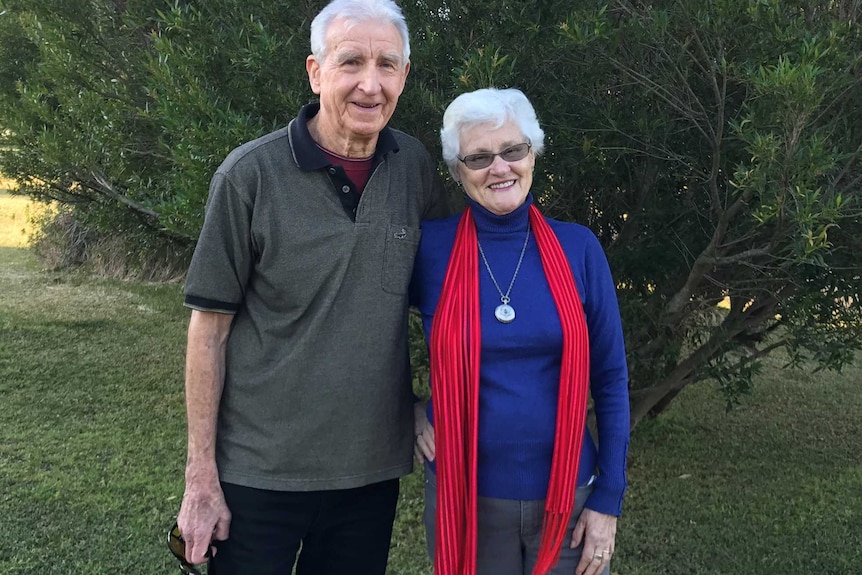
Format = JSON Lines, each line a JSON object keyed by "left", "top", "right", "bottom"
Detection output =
{"left": 307, "top": 115, "right": 379, "bottom": 158}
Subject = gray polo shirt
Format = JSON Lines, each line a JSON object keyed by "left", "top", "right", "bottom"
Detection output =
{"left": 184, "top": 103, "right": 450, "bottom": 491}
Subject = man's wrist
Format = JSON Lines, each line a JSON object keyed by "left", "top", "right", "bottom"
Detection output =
{"left": 184, "top": 456, "right": 219, "bottom": 483}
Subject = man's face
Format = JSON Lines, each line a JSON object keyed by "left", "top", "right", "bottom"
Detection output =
{"left": 306, "top": 18, "right": 409, "bottom": 149}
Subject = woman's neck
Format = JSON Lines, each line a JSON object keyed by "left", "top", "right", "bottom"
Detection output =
{"left": 468, "top": 194, "right": 533, "bottom": 233}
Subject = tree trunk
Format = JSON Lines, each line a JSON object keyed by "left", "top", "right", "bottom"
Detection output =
{"left": 646, "top": 387, "right": 685, "bottom": 419}
{"left": 628, "top": 369, "right": 698, "bottom": 428}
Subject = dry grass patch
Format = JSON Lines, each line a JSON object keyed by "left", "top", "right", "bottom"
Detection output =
{"left": 0, "top": 191, "right": 48, "bottom": 248}
{"left": 2, "top": 174, "right": 54, "bottom": 249}
{"left": 0, "top": 174, "right": 16, "bottom": 191}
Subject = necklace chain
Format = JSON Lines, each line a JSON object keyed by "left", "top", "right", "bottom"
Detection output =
{"left": 477, "top": 224, "right": 531, "bottom": 305}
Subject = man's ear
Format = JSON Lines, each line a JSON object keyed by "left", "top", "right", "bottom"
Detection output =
{"left": 398, "top": 60, "right": 411, "bottom": 93}
{"left": 306, "top": 55, "right": 322, "bottom": 95}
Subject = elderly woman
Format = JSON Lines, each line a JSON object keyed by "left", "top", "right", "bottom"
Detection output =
{"left": 410, "top": 88, "right": 630, "bottom": 575}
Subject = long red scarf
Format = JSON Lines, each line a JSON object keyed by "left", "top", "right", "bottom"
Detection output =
{"left": 429, "top": 205, "right": 591, "bottom": 575}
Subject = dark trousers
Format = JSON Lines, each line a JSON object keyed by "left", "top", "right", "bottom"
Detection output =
{"left": 210, "top": 478, "right": 400, "bottom": 575}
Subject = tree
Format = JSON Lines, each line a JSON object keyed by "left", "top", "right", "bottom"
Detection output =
{"left": 398, "top": 0, "right": 862, "bottom": 424}
{"left": 562, "top": 0, "right": 862, "bottom": 423}
{"left": 1, "top": 0, "right": 859, "bottom": 424}
{"left": 0, "top": 0, "right": 322, "bottom": 245}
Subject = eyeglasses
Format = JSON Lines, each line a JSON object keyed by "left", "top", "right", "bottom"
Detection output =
{"left": 457, "top": 142, "right": 532, "bottom": 170}
{"left": 167, "top": 522, "right": 207, "bottom": 575}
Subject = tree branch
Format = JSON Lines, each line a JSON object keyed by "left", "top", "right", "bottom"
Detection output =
{"left": 85, "top": 169, "right": 159, "bottom": 220}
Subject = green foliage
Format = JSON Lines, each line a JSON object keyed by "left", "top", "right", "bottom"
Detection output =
{"left": 397, "top": 0, "right": 862, "bottom": 422}
{"left": 0, "top": 0, "right": 317, "bottom": 242}
{"left": 0, "top": 0, "right": 860, "bottom": 422}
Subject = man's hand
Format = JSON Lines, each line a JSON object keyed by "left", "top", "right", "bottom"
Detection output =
{"left": 179, "top": 310, "right": 234, "bottom": 564}
{"left": 177, "top": 468, "right": 231, "bottom": 565}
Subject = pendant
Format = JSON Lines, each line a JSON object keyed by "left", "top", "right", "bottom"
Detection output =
{"left": 494, "top": 303, "right": 515, "bottom": 323}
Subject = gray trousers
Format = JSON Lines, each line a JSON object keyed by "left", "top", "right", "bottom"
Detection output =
{"left": 423, "top": 467, "right": 610, "bottom": 575}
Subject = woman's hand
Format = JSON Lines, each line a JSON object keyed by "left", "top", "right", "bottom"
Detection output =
{"left": 413, "top": 401, "right": 436, "bottom": 463}
{"left": 571, "top": 508, "right": 617, "bottom": 575}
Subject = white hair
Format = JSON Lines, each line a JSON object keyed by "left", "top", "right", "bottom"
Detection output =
{"left": 310, "top": 0, "right": 410, "bottom": 67}
{"left": 440, "top": 88, "right": 545, "bottom": 179}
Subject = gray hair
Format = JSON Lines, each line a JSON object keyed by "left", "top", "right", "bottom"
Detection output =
{"left": 310, "top": 0, "right": 410, "bottom": 67}
{"left": 440, "top": 88, "right": 545, "bottom": 179}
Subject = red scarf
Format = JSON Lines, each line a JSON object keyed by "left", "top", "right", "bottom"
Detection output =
{"left": 429, "top": 204, "right": 590, "bottom": 575}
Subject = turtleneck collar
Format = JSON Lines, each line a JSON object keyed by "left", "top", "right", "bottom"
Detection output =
{"left": 467, "top": 193, "right": 534, "bottom": 234}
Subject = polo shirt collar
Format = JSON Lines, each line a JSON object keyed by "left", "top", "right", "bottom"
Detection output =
{"left": 289, "top": 102, "right": 400, "bottom": 171}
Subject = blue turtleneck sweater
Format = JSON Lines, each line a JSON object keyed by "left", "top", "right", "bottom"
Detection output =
{"left": 409, "top": 194, "right": 630, "bottom": 516}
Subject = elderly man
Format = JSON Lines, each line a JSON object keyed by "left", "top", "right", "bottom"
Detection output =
{"left": 175, "top": 1, "right": 449, "bottom": 573}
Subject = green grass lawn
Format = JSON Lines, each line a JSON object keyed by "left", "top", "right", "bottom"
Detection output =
{"left": 0, "top": 246, "right": 189, "bottom": 573}
{"left": 617, "top": 356, "right": 862, "bottom": 574}
{"left": 0, "top": 223, "right": 859, "bottom": 573}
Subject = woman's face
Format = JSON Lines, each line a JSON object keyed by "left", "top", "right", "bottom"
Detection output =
{"left": 457, "top": 121, "right": 534, "bottom": 216}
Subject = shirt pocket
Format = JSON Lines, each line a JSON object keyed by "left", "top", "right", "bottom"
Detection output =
{"left": 382, "top": 223, "right": 421, "bottom": 295}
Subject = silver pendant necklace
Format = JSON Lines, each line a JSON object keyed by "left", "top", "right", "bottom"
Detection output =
{"left": 477, "top": 224, "right": 531, "bottom": 324}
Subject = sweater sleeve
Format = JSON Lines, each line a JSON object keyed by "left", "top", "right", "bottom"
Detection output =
{"left": 580, "top": 232, "right": 630, "bottom": 516}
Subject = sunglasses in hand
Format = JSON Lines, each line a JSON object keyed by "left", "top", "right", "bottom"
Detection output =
{"left": 167, "top": 522, "right": 211, "bottom": 575}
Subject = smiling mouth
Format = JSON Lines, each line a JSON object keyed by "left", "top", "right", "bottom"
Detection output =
{"left": 353, "top": 102, "right": 380, "bottom": 110}
{"left": 489, "top": 180, "right": 516, "bottom": 189}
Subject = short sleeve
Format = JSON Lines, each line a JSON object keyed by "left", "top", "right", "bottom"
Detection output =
{"left": 183, "top": 172, "right": 255, "bottom": 313}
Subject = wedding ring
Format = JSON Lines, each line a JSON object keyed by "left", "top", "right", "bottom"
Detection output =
{"left": 593, "top": 549, "right": 611, "bottom": 561}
